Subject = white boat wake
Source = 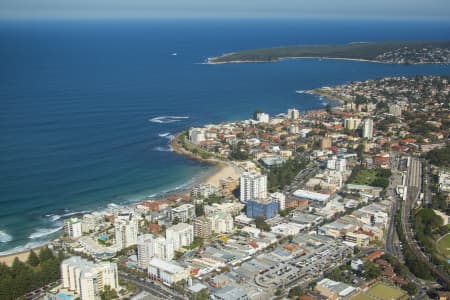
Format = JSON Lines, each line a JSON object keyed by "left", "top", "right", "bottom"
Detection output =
{"left": 149, "top": 116, "right": 189, "bottom": 124}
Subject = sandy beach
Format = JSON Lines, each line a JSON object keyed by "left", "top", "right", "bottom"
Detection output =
{"left": 0, "top": 245, "right": 46, "bottom": 266}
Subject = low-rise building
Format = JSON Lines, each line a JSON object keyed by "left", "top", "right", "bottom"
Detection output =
{"left": 148, "top": 258, "right": 189, "bottom": 286}
{"left": 170, "top": 204, "right": 195, "bottom": 223}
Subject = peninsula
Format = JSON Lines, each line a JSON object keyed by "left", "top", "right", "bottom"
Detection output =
{"left": 208, "top": 40, "right": 450, "bottom": 64}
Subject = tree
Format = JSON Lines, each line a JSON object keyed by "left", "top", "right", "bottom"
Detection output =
{"left": 363, "top": 261, "right": 380, "bottom": 280}
{"left": 38, "top": 247, "right": 54, "bottom": 262}
{"left": 288, "top": 286, "right": 304, "bottom": 298}
{"left": 100, "top": 285, "right": 118, "bottom": 300}
{"left": 325, "top": 103, "right": 332, "bottom": 114}
{"left": 27, "top": 250, "right": 40, "bottom": 267}
{"left": 255, "top": 217, "right": 271, "bottom": 232}
{"left": 402, "top": 282, "right": 417, "bottom": 296}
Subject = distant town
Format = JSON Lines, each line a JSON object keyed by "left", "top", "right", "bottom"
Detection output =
{"left": 2, "top": 75, "right": 450, "bottom": 300}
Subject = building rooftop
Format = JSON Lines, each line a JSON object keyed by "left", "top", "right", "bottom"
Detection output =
{"left": 293, "top": 189, "right": 330, "bottom": 202}
{"left": 148, "top": 258, "right": 185, "bottom": 274}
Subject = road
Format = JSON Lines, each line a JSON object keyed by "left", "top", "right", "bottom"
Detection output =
{"left": 119, "top": 271, "right": 185, "bottom": 300}
{"left": 385, "top": 153, "right": 402, "bottom": 259}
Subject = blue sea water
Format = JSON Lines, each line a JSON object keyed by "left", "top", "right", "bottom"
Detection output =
{"left": 0, "top": 18, "right": 450, "bottom": 253}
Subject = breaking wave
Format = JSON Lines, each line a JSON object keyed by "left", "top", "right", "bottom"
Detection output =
{"left": 29, "top": 226, "right": 63, "bottom": 239}
{"left": 0, "top": 230, "right": 12, "bottom": 243}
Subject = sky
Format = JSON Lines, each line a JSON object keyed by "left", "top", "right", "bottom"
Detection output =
{"left": 0, "top": 0, "right": 449, "bottom": 19}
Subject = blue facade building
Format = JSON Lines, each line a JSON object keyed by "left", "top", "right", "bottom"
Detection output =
{"left": 246, "top": 199, "right": 278, "bottom": 220}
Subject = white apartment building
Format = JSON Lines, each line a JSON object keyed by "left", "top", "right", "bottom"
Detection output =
{"left": 64, "top": 217, "right": 82, "bottom": 239}
{"left": 61, "top": 256, "right": 119, "bottom": 300}
{"left": 166, "top": 223, "right": 194, "bottom": 251}
{"left": 344, "top": 118, "right": 361, "bottom": 130}
{"left": 256, "top": 112, "right": 270, "bottom": 123}
{"left": 240, "top": 172, "right": 267, "bottom": 203}
{"left": 148, "top": 258, "right": 189, "bottom": 286}
{"left": 362, "top": 118, "right": 374, "bottom": 139}
{"left": 204, "top": 202, "right": 244, "bottom": 217}
{"left": 114, "top": 213, "right": 138, "bottom": 250}
{"left": 270, "top": 192, "right": 286, "bottom": 210}
{"left": 327, "top": 157, "right": 346, "bottom": 172}
{"left": 137, "top": 234, "right": 174, "bottom": 268}
{"left": 189, "top": 128, "right": 206, "bottom": 145}
{"left": 288, "top": 108, "right": 300, "bottom": 120}
{"left": 389, "top": 104, "right": 402, "bottom": 117}
{"left": 191, "top": 183, "right": 220, "bottom": 200}
{"left": 209, "top": 212, "right": 234, "bottom": 234}
{"left": 170, "top": 203, "right": 195, "bottom": 222}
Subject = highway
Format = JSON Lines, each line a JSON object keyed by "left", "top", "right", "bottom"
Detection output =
{"left": 401, "top": 157, "right": 450, "bottom": 288}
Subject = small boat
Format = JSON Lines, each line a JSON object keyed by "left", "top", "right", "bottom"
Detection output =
{"left": 295, "top": 90, "right": 305, "bottom": 94}
{"left": 171, "top": 52, "right": 178, "bottom": 56}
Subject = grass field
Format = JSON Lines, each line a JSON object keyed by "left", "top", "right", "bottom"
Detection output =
{"left": 350, "top": 169, "right": 378, "bottom": 185}
{"left": 351, "top": 282, "right": 408, "bottom": 300}
{"left": 438, "top": 234, "right": 450, "bottom": 259}
{"left": 348, "top": 167, "right": 391, "bottom": 189}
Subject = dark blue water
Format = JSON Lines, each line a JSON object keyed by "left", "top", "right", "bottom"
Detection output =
{"left": 1, "top": 18, "right": 449, "bottom": 253}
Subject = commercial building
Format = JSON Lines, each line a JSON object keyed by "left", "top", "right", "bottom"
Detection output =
{"left": 362, "top": 118, "right": 374, "bottom": 139}
{"left": 114, "top": 213, "right": 138, "bottom": 250}
{"left": 344, "top": 118, "right": 361, "bottom": 130}
{"left": 315, "top": 278, "right": 357, "bottom": 300}
{"left": 64, "top": 218, "right": 82, "bottom": 239}
{"left": 344, "top": 232, "right": 370, "bottom": 247}
{"left": 288, "top": 108, "right": 300, "bottom": 120}
{"left": 246, "top": 199, "right": 278, "bottom": 220}
{"left": 170, "top": 203, "right": 195, "bottom": 223}
{"left": 137, "top": 234, "right": 174, "bottom": 268}
{"left": 148, "top": 258, "right": 189, "bottom": 286}
{"left": 240, "top": 172, "right": 267, "bottom": 203}
{"left": 210, "top": 286, "right": 249, "bottom": 300}
{"left": 193, "top": 217, "right": 212, "bottom": 238}
{"left": 166, "top": 223, "right": 194, "bottom": 251}
{"left": 61, "top": 256, "right": 119, "bottom": 300}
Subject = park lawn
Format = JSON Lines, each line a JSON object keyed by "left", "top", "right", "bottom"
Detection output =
{"left": 438, "top": 234, "right": 450, "bottom": 259}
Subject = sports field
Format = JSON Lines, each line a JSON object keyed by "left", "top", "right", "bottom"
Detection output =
{"left": 351, "top": 282, "right": 408, "bottom": 300}
{"left": 438, "top": 234, "right": 450, "bottom": 259}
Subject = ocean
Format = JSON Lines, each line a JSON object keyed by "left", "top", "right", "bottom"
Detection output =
{"left": 0, "top": 17, "right": 449, "bottom": 253}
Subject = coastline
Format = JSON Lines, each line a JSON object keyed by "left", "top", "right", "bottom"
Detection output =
{"left": 0, "top": 244, "right": 46, "bottom": 266}
{"left": 170, "top": 132, "right": 241, "bottom": 187}
{"left": 206, "top": 55, "right": 450, "bottom": 65}
{"left": 0, "top": 133, "right": 241, "bottom": 261}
